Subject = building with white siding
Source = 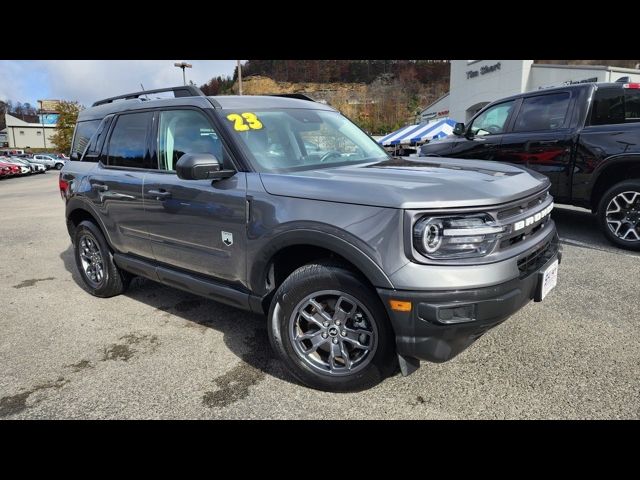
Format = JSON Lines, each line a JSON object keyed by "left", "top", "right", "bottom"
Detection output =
{"left": 420, "top": 61, "right": 640, "bottom": 123}
{"left": 3, "top": 113, "right": 57, "bottom": 149}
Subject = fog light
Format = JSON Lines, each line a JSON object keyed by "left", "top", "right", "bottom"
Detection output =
{"left": 437, "top": 304, "right": 476, "bottom": 324}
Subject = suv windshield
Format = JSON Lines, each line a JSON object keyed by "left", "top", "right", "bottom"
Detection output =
{"left": 218, "top": 108, "right": 389, "bottom": 172}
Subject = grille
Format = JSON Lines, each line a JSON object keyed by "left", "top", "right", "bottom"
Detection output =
{"left": 517, "top": 239, "right": 557, "bottom": 278}
{"left": 497, "top": 192, "right": 548, "bottom": 220}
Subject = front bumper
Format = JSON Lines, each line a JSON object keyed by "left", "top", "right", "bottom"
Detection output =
{"left": 378, "top": 237, "right": 561, "bottom": 367}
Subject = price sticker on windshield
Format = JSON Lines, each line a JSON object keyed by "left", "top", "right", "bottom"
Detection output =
{"left": 226, "top": 112, "right": 263, "bottom": 131}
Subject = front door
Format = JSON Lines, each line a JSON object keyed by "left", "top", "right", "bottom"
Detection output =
{"left": 143, "top": 108, "right": 247, "bottom": 286}
{"left": 451, "top": 99, "right": 517, "bottom": 161}
{"left": 494, "top": 91, "right": 574, "bottom": 200}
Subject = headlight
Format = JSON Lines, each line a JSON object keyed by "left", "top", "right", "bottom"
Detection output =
{"left": 413, "top": 214, "right": 505, "bottom": 259}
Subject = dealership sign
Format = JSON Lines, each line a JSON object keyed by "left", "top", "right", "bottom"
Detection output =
{"left": 466, "top": 62, "right": 501, "bottom": 79}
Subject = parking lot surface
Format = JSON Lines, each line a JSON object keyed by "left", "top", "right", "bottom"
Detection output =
{"left": 1, "top": 173, "right": 638, "bottom": 419}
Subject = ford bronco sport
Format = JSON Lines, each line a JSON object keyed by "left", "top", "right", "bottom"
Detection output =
{"left": 61, "top": 86, "right": 561, "bottom": 391}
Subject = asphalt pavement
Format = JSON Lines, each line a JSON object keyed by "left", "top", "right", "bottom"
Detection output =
{"left": 1, "top": 173, "right": 638, "bottom": 419}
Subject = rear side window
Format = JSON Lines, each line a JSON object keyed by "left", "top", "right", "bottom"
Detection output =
{"left": 590, "top": 89, "right": 625, "bottom": 125}
{"left": 624, "top": 89, "right": 640, "bottom": 122}
{"left": 513, "top": 93, "right": 571, "bottom": 132}
{"left": 71, "top": 120, "right": 101, "bottom": 159}
{"left": 106, "top": 112, "right": 154, "bottom": 169}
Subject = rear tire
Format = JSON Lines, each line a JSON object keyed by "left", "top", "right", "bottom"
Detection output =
{"left": 597, "top": 180, "right": 640, "bottom": 251}
{"left": 73, "top": 220, "right": 131, "bottom": 297}
{"left": 55, "top": 163, "right": 63, "bottom": 170}
{"left": 268, "top": 262, "right": 396, "bottom": 392}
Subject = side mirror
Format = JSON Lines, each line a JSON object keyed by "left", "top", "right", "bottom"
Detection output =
{"left": 175, "top": 153, "right": 235, "bottom": 181}
{"left": 453, "top": 122, "right": 466, "bottom": 136}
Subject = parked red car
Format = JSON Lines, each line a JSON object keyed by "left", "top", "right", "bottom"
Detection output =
{"left": 0, "top": 161, "right": 20, "bottom": 177}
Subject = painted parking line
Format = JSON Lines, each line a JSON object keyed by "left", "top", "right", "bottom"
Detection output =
{"left": 559, "top": 237, "right": 640, "bottom": 258}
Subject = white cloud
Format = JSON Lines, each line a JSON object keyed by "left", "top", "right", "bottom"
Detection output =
{"left": 0, "top": 60, "right": 239, "bottom": 107}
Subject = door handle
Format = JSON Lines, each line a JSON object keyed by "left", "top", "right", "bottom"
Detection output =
{"left": 148, "top": 189, "right": 172, "bottom": 200}
{"left": 91, "top": 183, "right": 108, "bottom": 192}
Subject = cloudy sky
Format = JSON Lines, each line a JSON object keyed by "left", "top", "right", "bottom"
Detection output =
{"left": 0, "top": 60, "right": 239, "bottom": 107}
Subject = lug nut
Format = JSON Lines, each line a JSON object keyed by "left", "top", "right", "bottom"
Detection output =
{"left": 332, "top": 338, "right": 338, "bottom": 344}
{"left": 341, "top": 330, "right": 347, "bottom": 336}
{"left": 335, "top": 320, "right": 341, "bottom": 326}
{"left": 321, "top": 332, "right": 328, "bottom": 338}
{"left": 323, "top": 321, "right": 329, "bottom": 327}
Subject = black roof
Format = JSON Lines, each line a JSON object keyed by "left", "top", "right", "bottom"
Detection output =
{"left": 78, "top": 90, "right": 335, "bottom": 122}
{"left": 491, "top": 81, "right": 628, "bottom": 105}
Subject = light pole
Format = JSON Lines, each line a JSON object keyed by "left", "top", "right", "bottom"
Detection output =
{"left": 174, "top": 62, "right": 192, "bottom": 86}
{"left": 237, "top": 60, "right": 243, "bottom": 95}
{"left": 37, "top": 100, "right": 47, "bottom": 149}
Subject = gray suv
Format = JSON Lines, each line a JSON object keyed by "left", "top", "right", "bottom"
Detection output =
{"left": 61, "top": 86, "right": 561, "bottom": 391}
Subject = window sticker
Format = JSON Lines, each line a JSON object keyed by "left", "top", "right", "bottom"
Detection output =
{"left": 226, "top": 112, "right": 263, "bottom": 131}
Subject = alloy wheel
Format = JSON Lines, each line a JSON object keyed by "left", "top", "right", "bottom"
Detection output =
{"left": 78, "top": 233, "right": 105, "bottom": 287}
{"left": 605, "top": 191, "right": 640, "bottom": 242}
{"left": 289, "top": 290, "right": 378, "bottom": 376}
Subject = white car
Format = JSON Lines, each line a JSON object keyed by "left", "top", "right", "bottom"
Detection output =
{"left": 10, "top": 157, "right": 46, "bottom": 174}
{"left": 3, "top": 159, "right": 32, "bottom": 175}
{"left": 32, "top": 154, "right": 65, "bottom": 170}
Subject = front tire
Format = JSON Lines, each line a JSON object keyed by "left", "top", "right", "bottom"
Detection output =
{"left": 268, "top": 263, "right": 396, "bottom": 392}
{"left": 55, "top": 163, "right": 63, "bottom": 170}
{"left": 597, "top": 180, "right": 640, "bottom": 251}
{"left": 73, "top": 220, "right": 130, "bottom": 297}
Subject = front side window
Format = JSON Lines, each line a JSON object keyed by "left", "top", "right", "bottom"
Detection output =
{"left": 513, "top": 93, "right": 570, "bottom": 132}
{"left": 219, "top": 108, "right": 389, "bottom": 173}
{"left": 106, "top": 112, "right": 154, "bottom": 169}
{"left": 157, "top": 109, "right": 227, "bottom": 171}
{"left": 468, "top": 100, "right": 515, "bottom": 136}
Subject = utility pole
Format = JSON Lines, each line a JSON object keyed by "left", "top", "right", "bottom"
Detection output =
{"left": 174, "top": 62, "right": 192, "bottom": 86}
{"left": 237, "top": 60, "right": 243, "bottom": 95}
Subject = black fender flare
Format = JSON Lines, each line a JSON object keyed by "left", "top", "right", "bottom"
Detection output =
{"left": 249, "top": 228, "right": 395, "bottom": 297}
{"left": 589, "top": 154, "right": 640, "bottom": 204}
{"left": 65, "top": 197, "right": 115, "bottom": 249}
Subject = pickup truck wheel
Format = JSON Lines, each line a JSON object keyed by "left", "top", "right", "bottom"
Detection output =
{"left": 598, "top": 180, "right": 640, "bottom": 250}
{"left": 268, "top": 263, "right": 396, "bottom": 392}
{"left": 73, "top": 220, "right": 130, "bottom": 297}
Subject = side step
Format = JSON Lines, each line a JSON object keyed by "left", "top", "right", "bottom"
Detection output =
{"left": 113, "top": 253, "right": 251, "bottom": 311}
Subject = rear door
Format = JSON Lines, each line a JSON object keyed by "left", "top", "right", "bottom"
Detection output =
{"left": 143, "top": 108, "right": 247, "bottom": 285}
{"left": 450, "top": 99, "right": 518, "bottom": 160}
{"left": 495, "top": 91, "right": 575, "bottom": 199}
{"left": 87, "top": 111, "right": 155, "bottom": 259}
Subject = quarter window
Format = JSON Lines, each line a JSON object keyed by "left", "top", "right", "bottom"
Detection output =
{"left": 513, "top": 93, "right": 571, "bottom": 132}
{"left": 469, "top": 100, "right": 515, "bottom": 136}
{"left": 107, "top": 112, "right": 154, "bottom": 169}
{"left": 157, "top": 109, "right": 226, "bottom": 171}
{"left": 71, "top": 120, "right": 101, "bottom": 159}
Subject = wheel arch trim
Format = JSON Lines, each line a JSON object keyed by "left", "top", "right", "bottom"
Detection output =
{"left": 249, "top": 229, "right": 395, "bottom": 296}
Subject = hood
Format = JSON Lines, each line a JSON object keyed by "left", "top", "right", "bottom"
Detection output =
{"left": 259, "top": 157, "right": 550, "bottom": 209}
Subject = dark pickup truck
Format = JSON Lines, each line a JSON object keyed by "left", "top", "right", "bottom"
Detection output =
{"left": 420, "top": 82, "right": 640, "bottom": 249}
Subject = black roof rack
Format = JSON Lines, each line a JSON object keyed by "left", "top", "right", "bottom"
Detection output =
{"left": 268, "top": 93, "right": 316, "bottom": 102}
{"left": 92, "top": 86, "right": 206, "bottom": 107}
